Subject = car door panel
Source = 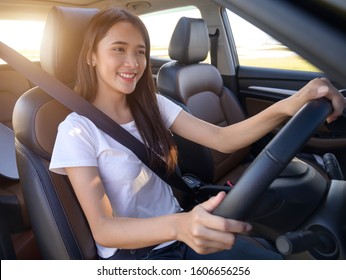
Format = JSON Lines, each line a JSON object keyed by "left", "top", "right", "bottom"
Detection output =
{"left": 231, "top": 66, "right": 346, "bottom": 174}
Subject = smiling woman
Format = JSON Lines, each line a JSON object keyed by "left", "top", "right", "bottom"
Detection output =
{"left": 0, "top": 20, "right": 45, "bottom": 63}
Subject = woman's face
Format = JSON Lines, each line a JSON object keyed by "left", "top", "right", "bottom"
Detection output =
{"left": 92, "top": 21, "right": 147, "bottom": 98}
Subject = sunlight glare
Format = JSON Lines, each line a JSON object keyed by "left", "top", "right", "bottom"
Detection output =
{"left": 0, "top": 20, "right": 45, "bottom": 63}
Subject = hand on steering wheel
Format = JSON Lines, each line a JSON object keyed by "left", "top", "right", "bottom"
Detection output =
{"left": 213, "top": 98, "right": 332, "bottom": 220}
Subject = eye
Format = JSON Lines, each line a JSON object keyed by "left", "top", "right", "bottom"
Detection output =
{"left": 112, "top": 47, "right": 125, "bottom": 52}
{"left": 137, "top": 49, "right": 146, "bottom": 55}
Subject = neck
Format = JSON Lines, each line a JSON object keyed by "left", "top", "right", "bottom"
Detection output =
{"left": 92, "top": 92, "right": 133, "bottom": 125}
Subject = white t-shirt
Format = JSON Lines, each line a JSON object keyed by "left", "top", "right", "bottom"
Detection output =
{"left": 50, "top": 94, "right": 183, "bottom": 258}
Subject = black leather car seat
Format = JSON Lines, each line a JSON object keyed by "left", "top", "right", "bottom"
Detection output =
{"left": 157, "top": 17, "right": 332, "bottom": 187}
{"left": 12, "top": 6, "right": 99, "bottom": 259}
{"left": 157, "top": 17, "right": 251, "bottom": 185}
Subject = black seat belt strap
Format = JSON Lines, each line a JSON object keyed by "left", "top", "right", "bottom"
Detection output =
{"left": 0, "top": 41, "right": 193, "bottom": 196}
{"left": 209, "top": 28, "right": 219, "bottom": 68}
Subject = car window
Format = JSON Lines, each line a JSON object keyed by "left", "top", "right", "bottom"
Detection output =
{"left": 140, "top": 6, "right": 202, "bottom": 60}
{"left": 226, "top": 9, "right": 320, "bottom": 72}
{"left": 0, "top": 9, "right": 202, "bottom": 64}
{"left": 0, "top": 20, "right": 45, "bottom": 64}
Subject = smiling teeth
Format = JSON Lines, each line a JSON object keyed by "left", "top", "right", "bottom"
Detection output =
{"left": 119, "top": 73, "right": 136, "bottom": 78}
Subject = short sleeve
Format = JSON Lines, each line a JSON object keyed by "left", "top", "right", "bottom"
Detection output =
{"left": 156, "top": 94, "right": 183, "bottom": 128}
{"left": 49, "top": 113, "right": 98, "bottom": 175}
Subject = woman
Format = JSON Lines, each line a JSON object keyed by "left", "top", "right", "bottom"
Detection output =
{"left": 50, "top": 7, "right": 345, "bottom": 260}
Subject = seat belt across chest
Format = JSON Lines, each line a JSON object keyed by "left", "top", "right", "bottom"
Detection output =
{"left": 0, "top": 41, "right": 193, "bottom": 196}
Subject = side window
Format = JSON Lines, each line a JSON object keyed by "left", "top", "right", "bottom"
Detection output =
{"left": 226, "top": 10, "right": 320, "bottom": 72}
{"left": 0, "top": 20, "right": 45, "bottom": 64}
{"left": 140, "top": 6, "right": 202, "bottom": 59}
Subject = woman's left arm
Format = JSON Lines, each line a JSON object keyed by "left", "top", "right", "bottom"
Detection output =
{"left": 170, "top": 78, "right": 345, "bottom": 154}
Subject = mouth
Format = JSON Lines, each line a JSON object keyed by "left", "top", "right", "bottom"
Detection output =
{"left": 118, "top": 72, "right": 137, "bottom": 79}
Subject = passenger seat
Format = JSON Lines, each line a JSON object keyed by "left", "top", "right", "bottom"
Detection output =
{"left": 157, "top": 17, "right": 251, "bottom": 185}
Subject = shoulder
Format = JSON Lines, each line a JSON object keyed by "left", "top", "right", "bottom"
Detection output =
{"left": 155, "top": 94, "right": 183, "bottom": 128}
{"left": 62, "top": 112, "right": 93, "bottom": 126}
{"left": 57, "top": 112, "right": 102, "bottom": 141}
{"left": 156, "top": 94, "right": 182, "bottom": 111}
{"left": 59, "top": 112, "right": 96, "bottom": 131}
{"left": 156, "top": 93, "right": 175, "bottom": 104}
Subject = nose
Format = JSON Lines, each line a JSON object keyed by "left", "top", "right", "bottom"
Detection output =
{"left": 124, "top": 54, "right": 139, "bottom": 68}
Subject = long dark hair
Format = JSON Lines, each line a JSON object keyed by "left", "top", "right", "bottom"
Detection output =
{"left": 74, "top": 7, "right": 178, "bottom": 173}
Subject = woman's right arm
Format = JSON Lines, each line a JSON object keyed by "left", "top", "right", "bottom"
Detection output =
{"left": 65, "top": 165, "right": 251, "bottom": 254}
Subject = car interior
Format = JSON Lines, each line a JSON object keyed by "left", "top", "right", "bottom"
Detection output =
{"left": 156, "top": 16, "right": 331, "bottom": 187}
{"left": 0, "top": 0, "right": 345, "bottom": 260}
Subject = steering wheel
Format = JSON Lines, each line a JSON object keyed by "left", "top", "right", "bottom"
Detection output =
{"left": 213, "top": 98, "right": 332, "bottom": 220}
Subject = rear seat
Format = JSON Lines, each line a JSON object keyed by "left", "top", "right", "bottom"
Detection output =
{"left": 0, "top": 64, "right": 40, "bottom": 259}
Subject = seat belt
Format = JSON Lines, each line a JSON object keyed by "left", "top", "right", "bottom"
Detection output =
{"left": 209, "top": 28, "right": 219, "bottom": 67}
{"left": 0, "top": 41, "right": 193, "bottom": 196}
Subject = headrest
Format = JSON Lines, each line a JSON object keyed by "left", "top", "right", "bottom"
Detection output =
{"left": 14, "top": 6, "right": 99, "bottom": 159}
{"left": 13, "top": 87, "right": 71, "bottom": 160}
{"left": 168, "top": 17, "right": 209, "bottom": 65}
{"left": 40, "top": 6, "right": 99, "bottom": 86}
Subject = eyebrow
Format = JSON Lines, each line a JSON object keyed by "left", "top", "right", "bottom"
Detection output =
{"left": 111, "top": 41, "right": 146, "bottom": 49}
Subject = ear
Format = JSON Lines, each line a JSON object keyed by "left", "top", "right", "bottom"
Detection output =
{"left": 87, "top": 52, "right": 96, "bottom": 66}
{"left": 91, "top": 52, "right": 96, "bottom": 66}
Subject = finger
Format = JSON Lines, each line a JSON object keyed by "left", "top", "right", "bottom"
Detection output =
{"left": 317, "top": 84, "right": 329, "bottom": 97}
{"left": 320, "top": 77, "right": 331, "bottom": 84}
{"left": 200, "top": 191, "right": 226, "bottom": 213}
{"left": 190, "top": 228, "right": 237, "bottom": 253}
{"left": 326, "top": 91, "right": 344, "bottom": 123}
{"left": 225, "top": 218, "right": 252, "bottom": 233}
{"left": 315, "top": 79, "right": 344, "bottom": 123}
{"left": 193, "top": 238, "right": 235, "bottom": 254}
{"left": 197, "top": 209, "right": 252, "bottom": 234}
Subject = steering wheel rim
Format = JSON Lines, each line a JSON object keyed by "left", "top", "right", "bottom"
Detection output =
{"left": 213, "top": 98, "right": 332, "bottom": 220}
